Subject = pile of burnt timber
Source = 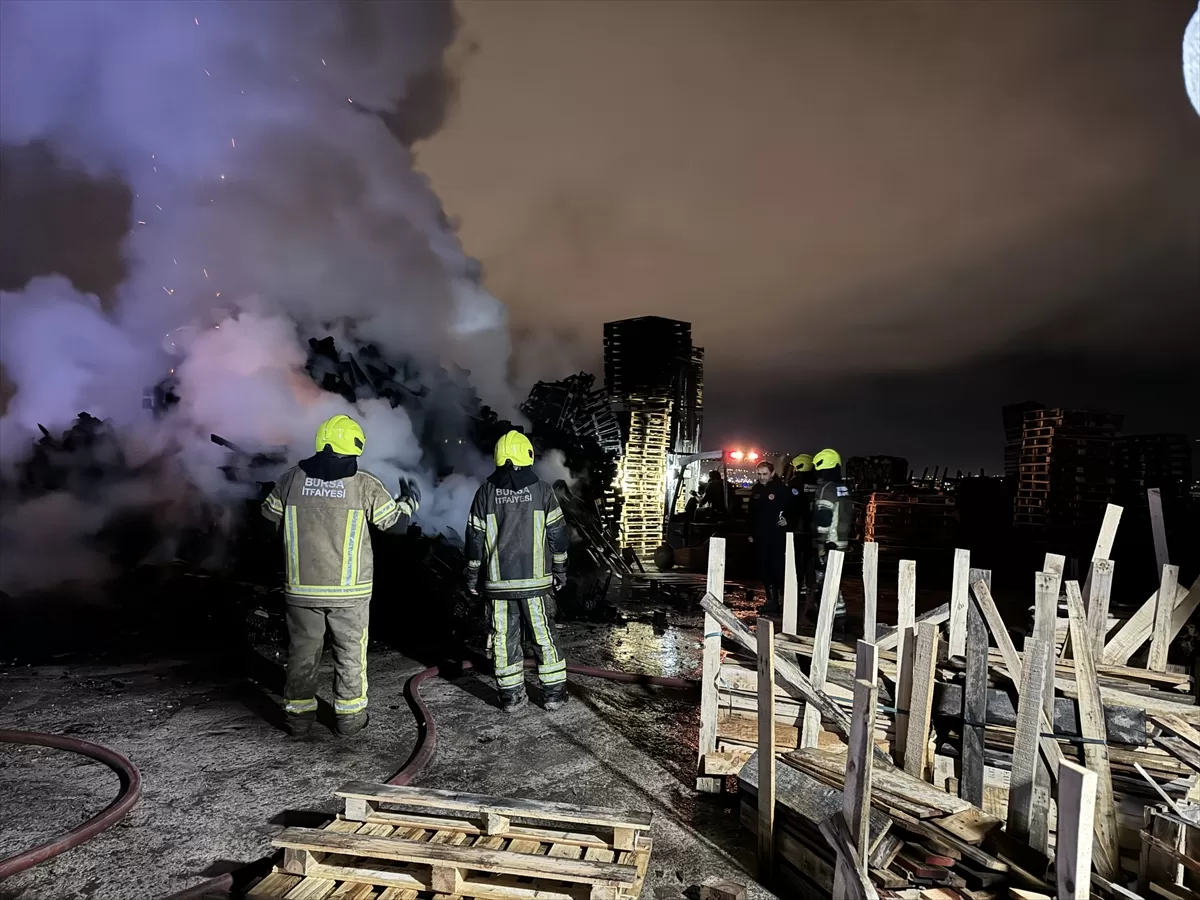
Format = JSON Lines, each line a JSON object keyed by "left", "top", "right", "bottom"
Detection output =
{"left": 693, "top": 507, "right": 1200, "bottom": 899}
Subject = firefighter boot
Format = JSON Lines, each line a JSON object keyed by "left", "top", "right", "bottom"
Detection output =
{"left": 286, "top": 712, "right": 315, "bottom": 738}
{"left": 760, "top": 585, "right": 781, "bottom": 616}
{"left": 335, "top": 712, "right": 370, "bottom": 737}
{"left": 543, "top": 683, "right": 569, "bottom": 711}
{"left": 499, "top": 687, "right": 528, "bottom": 713}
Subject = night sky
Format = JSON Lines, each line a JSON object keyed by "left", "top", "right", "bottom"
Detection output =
{"left": 420, "top": 1, "right": 1200, "bottom": 472}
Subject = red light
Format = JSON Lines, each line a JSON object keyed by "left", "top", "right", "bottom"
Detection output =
{"left": 729, "top": 450, "right": 744, "bottom": 461}
{"left": 747, "top": 451, "right": 760, "bottom": 461}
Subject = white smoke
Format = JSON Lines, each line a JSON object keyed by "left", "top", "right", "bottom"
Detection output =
{"left": 0, "top": 0, "right": 510, "bottom": 593}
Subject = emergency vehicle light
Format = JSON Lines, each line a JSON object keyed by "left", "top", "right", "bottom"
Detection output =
{"left": 746, "top": 451, "right": 760, "bottom": 461}
{"left": 728, "top": 450, "right": 744, "bottom": 460}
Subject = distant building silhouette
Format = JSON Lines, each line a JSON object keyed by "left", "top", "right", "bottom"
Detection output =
{"left": 1002, "top": 401, "right": 1044, "bottom": 479}
{"left": 1013, "top": 407, "right": 1123, "bottom": 552}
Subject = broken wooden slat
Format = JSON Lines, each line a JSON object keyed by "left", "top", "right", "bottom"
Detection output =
{"left": 1086, "top": 558, "right": 1115, "bottom": 657}
{"left": 1147, "top": 488, "right": 1169, "bottom": 579}
{"left": 1064, "top": 580, "right": 1120, "bottom": 881}
{"left": 698, "top": 537, "right": 727, "bottom": 793}
{"left": 1104, "top": 574, "right": 1198, "bottom": 666}
{"left": 862, "top": 541, "right": 879, "bottom": 643}
{"left": 961, "top": 569, "right": 991, "bottom": 808}
{"left": 893, "top": 559, "right": 917, "bottom": 768}
{"left": 1149, "top": 564, "right": 1180, "bottom": 673}
{"left": 903, "top": 622, "right": 940, "bottom": 781}
{"left": 844, "top": 644, "right": 880, "bottom": 880}
{"left": 802, "top": 548, "right": 844, "bottom": 748}
{"left": 1006, "top": 635, "right": 1050, "bottom": 844}
{"left": 758, "top": 618, "right": 776, "bottom": 880}
{"left": 1029, "top": 571, "right": 1058, "bottom": 854}
{"left": 783, "top": 533, "right": 799, "bottom": 636}
{"left": 820, "top": 813, "right": 879, "bottom": 900}
{"left": 949, "top": 548, "right": 970, "bottom": 659}
{"left": 1057, "top": 760, "right": 1099, "bottom": 900}
{"left": 971, "top": 579, "right": 1065, "bottom": 777}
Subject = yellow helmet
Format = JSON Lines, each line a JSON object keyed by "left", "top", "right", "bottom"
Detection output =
{"left": 813, "top": 448, "right": 842, "bottom": 471}
{"left": 494, "top": 430, "right": 534, "bottom": 467}
{"left": 315, "top": 414, "right": 365, "bottom": 456}
{"left": 791, "top": 453, "right": 815, "bottom": 472}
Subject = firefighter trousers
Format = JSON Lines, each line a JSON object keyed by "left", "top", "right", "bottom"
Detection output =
{"left": 284, "top": 602, "right": 370, "bottom": 718}
{"left": 488, "top": 595, "right": 566, "bottom": 692}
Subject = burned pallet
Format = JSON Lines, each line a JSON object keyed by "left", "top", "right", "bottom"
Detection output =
{"left": 249, "top": 782, "right": 653, "bottom": 900}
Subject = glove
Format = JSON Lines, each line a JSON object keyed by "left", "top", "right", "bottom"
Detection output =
{"left": 552, "top": 571, "right": 567, "bottom": 593}
{"left": 463, "top": 564, "right": 479, "bottom": 595}
{"left": 398, "top": 477, "right": 421, "bottom": 513}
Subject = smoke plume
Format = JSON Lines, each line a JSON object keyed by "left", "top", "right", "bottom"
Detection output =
{"left": 0, "top": 0, "right": 511, "bottom": 594}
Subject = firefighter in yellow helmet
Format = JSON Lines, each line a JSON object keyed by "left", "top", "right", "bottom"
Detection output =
{"left": 465, "top": 430, "right": 570, "bottom": 712}
{"left": 811, "top": 448, "right": 849, "bottom": 623}
{"left": 261, "top": 414, "right": 420, "bottom": 737}
{"left": 786, "top": 453, "right": 818, "bottom": 597}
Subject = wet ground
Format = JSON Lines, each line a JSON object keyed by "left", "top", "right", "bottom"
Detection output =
{"left": 0, "top": 596, "right": 777, "bottom": 900}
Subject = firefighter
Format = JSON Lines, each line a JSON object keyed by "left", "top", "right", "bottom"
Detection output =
{"left": 262, "top": 414, "right": 419, "bottom": 738}
{"left": 465, "top": 430, "right": 570, "bottom": 712}
{"left": 787, "top": 453, "right": 817, "bottom": 593}
{"left": 811, "top": 448, "right": 851, "bottom": 622}
{"left": 748, "top": 460, "right": 789, "bottom": 615}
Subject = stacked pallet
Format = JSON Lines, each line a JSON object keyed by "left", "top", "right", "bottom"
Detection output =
{"left": 249, "top": 782, "right": 653, "bottom": 900}
{"left": 616, "top": 398, "right": 673, "bottom": 563}
{"left": 862, "top": 492, "right": 959, "bottom": 553}
{"left": 693, "top": 512, "right": 1200, "bottom": 898}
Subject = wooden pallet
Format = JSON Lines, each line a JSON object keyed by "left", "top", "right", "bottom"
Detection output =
{"left": 248, "top": 782, "right": 653, "bottom": 900}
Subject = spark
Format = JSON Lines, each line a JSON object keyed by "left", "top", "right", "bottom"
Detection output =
{"left": 203, "top": 269, "right": 209, "bottom": 278}
{"left": 137, "top": 220, "right": 147, "bottom": 225}
{"left": 322, "top": 58, "right": 326, "bottom": 66}
{"left": 215, "top": 325, "right": 220, "bottom": 329}
{"left": 231, "top": 137, "right": 236, "bottom": 148}
{"left": 153, "top": 166, "right": 157, "bottom": 173}
{"left": 194, "top": 16, "right": 198, "bottom": 25}
{"left": 215, "top": 292, "right": 221, "bottom": 297}
{"left": 347, "top": 97, "right": 353, "bottom": 104}
{"left": 173, "top": 258, "right": 178, "bottom": 265}
{"left": 204, "top": 69, "right": 211, "bottom": 77}
{"left": 170, "top": 368, "right": 175, "bottom": 375}
{"left": 220, "top": 174, "right": 225, "bottom": 179}
{"left": 155, "top": 204, "right": 163, "bottom": 211}
{"left": 151, "top": 154, "right": 156, "bottom": 159}
{"left": 162, "top": 286, "right": 174, "bottom": 296}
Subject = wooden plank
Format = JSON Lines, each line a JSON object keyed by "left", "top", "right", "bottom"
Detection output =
{"left": 1057, "top": 760, "right": 1098, "bottom": 900}
{"left": 949, "top": 549, "right": 970, "bottom": 659}
{"left": 971, "top": 579, "right": 1065, "bottom": 777}
{"left": 894, "top": 559, "right": 917, "bottom": 768}
{"left": 962, "top": 568, "right": 991, "bottom": 807}
{"left": 802, "top": 548, "right": 844, "bottom": 748}
{"left": 698, "top": 536, "right": 727, "bottom": 792}
{"left": 1150, "top": 713, "right": 1200, "bottom": 753}
{"left": 875, "top": 603, "right": 949, "bottom": 653}
{"left": 1086, "top": 558, "right": 1115, "bottom": 656}
{"left": 1148, "top": 488, "right": 1169, "bottom": 578}
{"left": 700, "top": 593, "right": 856, "bottom": 741}
{"left": 820, "top": 813, "right": 880, "bottom": 900}
{"left": 271, "top": 827, "right": 638, "bottom": 885}
{"left": 1150, "top": 565, "right": 1181, "bottom": 672}
{"left": 1064, "top": 580, "right": 1121, "bottom": 881}
{"left": 783, "top": 533, "right": 799, "bottom": 636}
{"left": 904, "top": 622, "right": 940, "bottom": 781}
{"left": 862, "top": 541, "right": 879, "bottom": 643}
{"left": 886, "top": 560, "right": 917, "bottom": 654}
{"left": 758, "top": 619, "right": 776, "bottom": 881}
{"left": 844, "top": 671, "right": 879, "bottom": 881}
{"left": 334, "top": 783, "right": 650, "bottom": 832}
{"left": 1029, "top": 571, "right": 1058, "bottom": 855}
{"left": 1104, "top": 574, "right": 1198, "bottom": 666}
{"left": 1005, "top": 635, "right": 1049, "bottom": 844}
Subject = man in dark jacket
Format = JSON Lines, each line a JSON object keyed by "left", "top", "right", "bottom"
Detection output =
{"left": 262, "top": 414, "right": 419, "bottom": 737}
{"left": 748, "top": 460, "right": 790, "bottom": 615}
{"left": 787, "top": 453, "right": 817, "bottom": 594}
{"left": 811, "top": 448, "right": 851, "bottom": 623}
{"left": 465, "top": 430, "right": 570, "bottom": 712}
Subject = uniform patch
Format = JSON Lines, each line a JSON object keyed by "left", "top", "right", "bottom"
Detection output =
{"left": 792, "top": 488, "right": 799, "bottom": 495}
{"left": 301, "top": 477, "right": 346, "bottom": 498}
{"left": 768, "top": 493, "right": 775, "bottom": 501}
{"left": 836, "top": 485, "right": 850, "bottom": 497}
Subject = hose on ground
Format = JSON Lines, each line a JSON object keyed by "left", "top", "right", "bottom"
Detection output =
{"left": 0, "top": 729, "right": 143, "bottom": 881}
{"left": 160, "top": 658, "right": 695, "bottom": 899}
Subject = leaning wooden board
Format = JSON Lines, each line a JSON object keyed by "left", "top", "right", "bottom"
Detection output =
{"left": 247, "top": 783, "right": 653, "bottom": 900}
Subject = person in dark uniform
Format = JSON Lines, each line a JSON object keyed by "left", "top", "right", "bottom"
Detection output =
{"left": 786, "top": 453, "right": 817, "bottom": 599}
{"left": 698, "top": 469, "right": 727, "bottom": 517}
{"left": 747, "top": 460, "right": 789, "bottom": 615}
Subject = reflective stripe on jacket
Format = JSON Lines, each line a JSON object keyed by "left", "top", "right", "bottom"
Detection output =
{"left": 812, "top": 480, "right": 853, "bottom": 546}
{"left": 465, "top": 471, "right": 568, "bottom": 600}
{"left": 262, "top": 466, "right": 402, "bottom": 606}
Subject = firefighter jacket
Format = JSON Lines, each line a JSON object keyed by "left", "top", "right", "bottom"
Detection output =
{"left": 465, "top": 465, "right": 568, "bottom": 600}
{"left": 748, "top": 477, "right": 791, "bottom": 539}
{"left": 261, "top": 451, "right": 411, "bottom": 607}
{"left": 812, "top": 477, "right": 853, "bottom": 547}
{"left": 787, "top": 473, "right": 817, "bottom": 538}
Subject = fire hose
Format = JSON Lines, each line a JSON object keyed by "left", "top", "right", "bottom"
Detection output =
{"left": 0, "top": 729, "right": 143, "bottom": 882}
{"left": 1, "top": 660, "right": 695, "bottom": 898}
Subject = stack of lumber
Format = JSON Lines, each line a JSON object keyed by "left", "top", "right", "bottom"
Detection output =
{"left": 692, "top": 509, "right": 1200, "bottom": 899}
{"left": 248, "top": 782, "right": 653, "bottom": 900}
